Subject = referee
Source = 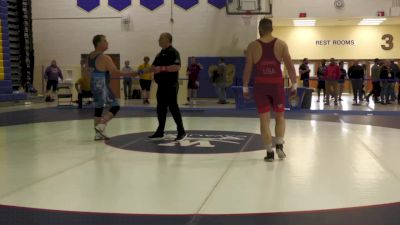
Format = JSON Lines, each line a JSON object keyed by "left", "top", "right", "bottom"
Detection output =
{"left": 148, "top": 32, "right": 186, "bottom": 141}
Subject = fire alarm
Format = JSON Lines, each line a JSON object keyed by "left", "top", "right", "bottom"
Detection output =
{"left": 334, "top": 0, "right": 344, "bottom": 9}
{"left": 299, "top": 12, "right": 307, "bottom": 18}
{"left": 377, "top": 11, "right": 385, "bottom": 17}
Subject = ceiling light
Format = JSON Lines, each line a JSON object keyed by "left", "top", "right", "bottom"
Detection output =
{"left": 358, "top": 18, "right": 386, "bottom": 26}
{"left": 293, "top": 19, "right": 316, "bottom": 27}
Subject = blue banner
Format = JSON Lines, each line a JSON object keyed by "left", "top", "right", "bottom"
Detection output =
{"left": 140, "top": 0, "right": 164, "bottom": 10}
{"left": 208, "top": 0, "right": 225, "bottom": 9}
{"left": 77, "top": 0, "right": 100, "bottom": 12}
{"left": 174, "top": 0, "right": 198, "bottom": 10}
{"left": 108, "top": 0, "right": 131, "bottom": 11}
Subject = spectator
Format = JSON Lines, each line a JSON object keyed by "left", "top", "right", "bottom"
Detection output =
{"left": 122, "top": 60, "right": 133, "bottom": 100}
{"left": 214, "top": 58, "right": 228, "bottom": 104}
{"left": 75, "top": 59, "right": 93, "bottom": 109}
{"left": 338, "top": 61, "right": 347, "bottom": 101}
{"left": 348, "top": 60, "right": 365, "bottom": 105}
{"left": 366, "top": 58, "right": 381, "bottom": 103}
{"left": 138, "top": 56, "right": 153, "bottom": 104}
{"left": 185, "top": 57, "right": 203, "bottom": 105}
{"left": 380, "top": 60, "right": 391, "bottom": 105}
{"left": 316, "top": 59, "right": 327, "bottom": 102}
{"left": 44, "top": 60, "right": 63, "bottom": 102}
{"left": 324, "top": 58, "right": 340, "bottom": 105}
{"left": 299, "top": 58, "right": 310, "bottom": 88}
{"left": 389, "top": 60, "right": 398, "bottom": 102}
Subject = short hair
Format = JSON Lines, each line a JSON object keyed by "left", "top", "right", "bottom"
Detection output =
{"left": 339, "top": 61, "right": 344, "bottom": 65}
{"left": 258, "top": 18, "right": 273, "bottom": 35}
{"left": 162, "top": 33, "right": 173, "bottom": 43}
{"left": 93, "top": 34, "right": 105, "bottom": 48}
{"left": 374, "top": 58, "right": 379, "bottom": 63}
{"left": 303, "top": 58, "right": 308, "bottom": 62}
{"left": 144, "top": 56, "right": 150, "bottom": 61}
{"left": 219, "top": 57, "right": 225, "bottom": 62}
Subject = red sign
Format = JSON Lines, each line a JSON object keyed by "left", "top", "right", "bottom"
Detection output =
{"left": 299, "top": 12, "right": 307, "bottom": 18}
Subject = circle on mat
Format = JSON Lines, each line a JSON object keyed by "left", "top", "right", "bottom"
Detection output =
{"left": 106, "top": 130, "right": 264, "bottom": 154}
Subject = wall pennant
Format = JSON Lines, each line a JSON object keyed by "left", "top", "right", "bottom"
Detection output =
{"left": 208, "top": 0, "right": 226, "bottom": 9}
{"left": 140, "top": 0, "right": 164, "bottom": 11}
{"left": 77, "top": 0, "right": 100, "bottom": 12}
{"left": 109, "top": 0, "right": 132, "bottom": 11}
{"left": 174, "top": 0, "right": 198, "bottom": 10}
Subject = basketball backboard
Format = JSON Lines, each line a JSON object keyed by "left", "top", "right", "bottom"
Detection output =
{"left": 226, "top": 0, "right": 272, "bottom": 15}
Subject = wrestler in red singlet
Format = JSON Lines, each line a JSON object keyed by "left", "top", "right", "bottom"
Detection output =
{"left": 242, "top": 18, "right": 297, "bottom": 162}
{"left": 254, "top": 39, "right": 285, "bottom": 113}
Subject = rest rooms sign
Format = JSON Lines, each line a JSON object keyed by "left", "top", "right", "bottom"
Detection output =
{"left": 316, "top": 40, "right": 356, "bottom": 46}
{"left": 315, "top": 35, "right": 394, "bottom": 50}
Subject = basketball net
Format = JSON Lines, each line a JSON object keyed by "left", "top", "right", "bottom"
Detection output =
{"left": 241, "top": 11, "right": 253, "bottom": 25}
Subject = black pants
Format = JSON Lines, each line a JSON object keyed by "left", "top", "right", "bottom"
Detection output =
{"left": 398, "top": 83, "right": 400, "bottom": 103}
{"left": 78, "top": 90, "right": 93, "bottom": 108}
{"left": 156, "top": 85, "right": 185, "bottom": 134}
{"left": 302, "top": 78, "right": 309, "bottom": 88}
{"left": 367, "top": 81, "right": 381, "bottom": 100}
{"left": 351, "top": 79, "right": 363, "bottom": 102}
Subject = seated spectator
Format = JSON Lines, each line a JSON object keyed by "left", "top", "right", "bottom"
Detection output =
{"left": 75, "top": 59, "right": 92, "bottom": 108}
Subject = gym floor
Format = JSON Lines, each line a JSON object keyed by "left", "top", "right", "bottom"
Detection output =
{"left": 0, "top": 94, "right": 399, "bottom": 225}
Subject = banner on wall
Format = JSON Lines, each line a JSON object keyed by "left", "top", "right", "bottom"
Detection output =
{"left": 109, "top": 0, "right": 132, "bottom": 11}
{"left": 77, "top": 0, "right": 100, "bottom": 12}
{"left": 140, "top": 0, "right": 164, "bottom": 10}
{"left": 208, "top": 0, "right": 226, "bottom": 9}
{"left": 174, "top": 0, "right": 198, "bottom": 10}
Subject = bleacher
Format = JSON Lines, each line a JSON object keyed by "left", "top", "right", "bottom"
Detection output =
{"left": 0, "top": 0, "right": 26, "bottom": 102}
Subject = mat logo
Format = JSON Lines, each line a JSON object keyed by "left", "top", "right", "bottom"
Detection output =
{"left": 157, "top": 134, "right": 247, "bottom": 148}
{"left": 107, "top": 131, "right": 264, "bottom": 154}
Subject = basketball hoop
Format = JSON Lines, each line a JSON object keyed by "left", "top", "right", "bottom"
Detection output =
{"left": 241, "top": 11, "right": 253, "bottom": 25}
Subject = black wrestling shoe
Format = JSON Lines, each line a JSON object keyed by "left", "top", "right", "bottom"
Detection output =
{"left": 264, "top": 151, "right": 275, "bottom": 162}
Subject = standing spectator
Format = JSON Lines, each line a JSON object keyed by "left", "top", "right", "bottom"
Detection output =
{"left": 380, "top": 60, "right": 391, "bottom": 105}
{"left": 44, "top": 60, "right": 63, "bottom": 102}
{"left": 148, "top": 32, "right": 186, "bottom": 141}
{"left": 324, "top": 58, "right": 340, "bottom": 105}
{"left": 366, "top": 58, "right": 381, "bottom": 103}
{"left": 299, "top": 58, "right": 310, "bottom": 88}
{"left": 122, "top": 60, "right": 133, "bottom": 100}
{"left": 397, "top": 65, "right": 400, "bottom": 104}
{"left": 389, "top": 60, "right": 398, "bottom": 102}
{"left": 338, "top": 61, "right": 347, "bottom": 101}
{"left": 214, "top": 58, "right": 228, "bottom": 104}
{"left": 138, "top": 56, "right": 153, "bottom": 104}
{"left": 348, "top": 60, "right": 365, "bottom": 105}
{"left": 185, "top": 57, "right": 203, "bottom": 105}
{"left": 316, "top": 59, "right": 326, "bottom": 102}
{"left": 75, "top": 59, "right": 92, "bottom": 109}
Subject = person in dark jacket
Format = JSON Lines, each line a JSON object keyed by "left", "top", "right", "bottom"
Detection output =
{"left": 380, "top": 60, "right": 391, "bottom": 104}
{"left": 338, "top": 61, "right": 347, "bottom": 101}
{"left": 348, "top": 60, "right": 364, "bottom": 105}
